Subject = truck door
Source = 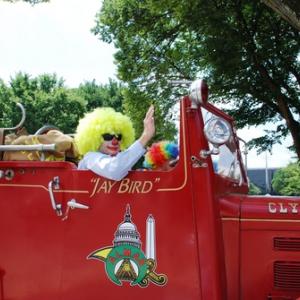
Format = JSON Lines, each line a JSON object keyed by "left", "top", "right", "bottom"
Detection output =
{"left": 57, "top": 99, "right": 206, "bottom": 300}
{"left": 58, "top": 168, "right": 204, "bottom": 300}
{"left": 0, "top": 162, "right": 74, "bottom": 300}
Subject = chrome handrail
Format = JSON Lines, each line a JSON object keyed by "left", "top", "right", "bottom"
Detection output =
{"left": 48, "top": 176, "right": 62, "bottom": 216}
{"left": 0, "top": 144, "right": 56, "bottom": 152}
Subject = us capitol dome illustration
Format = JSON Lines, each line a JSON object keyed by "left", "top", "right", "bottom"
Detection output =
{"left": 87, "top": 204, "right": 167, "bottom": 287}
{"left": 113, "top": 204, "right": 141, "bottom": 249}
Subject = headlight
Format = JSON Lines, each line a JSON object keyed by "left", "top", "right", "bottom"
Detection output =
{"left": 204, "top": 118, "right": 231, "bottom": 145}
{"left": 189, "top": 79, "right": 208, "bottom": 106}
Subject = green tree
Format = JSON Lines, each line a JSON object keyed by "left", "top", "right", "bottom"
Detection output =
{"left": 77, "top": 79, "right": 124, "bottom": 112}
{"left": 3, "top": 0, "right": 49, "bottom": 4}
{"left": 33, "top": 90, "right": 85, "bottom": 134}
{"left": 122, "top": 85, "right": 177, "bottom": 142}
{"left": 94, "top": 0, "right": 300, "bottom": 157}
{"left": 1, "top": 73, "right": 175, "bottom": 140}
{"left": 272, "top": 162, "right": 300, "bottom": 195}
{"left": 0, "top": 73, "right": 85, "bottom": 133}
{"left": 77, "top": 79, "right": 177, "bottom": 141}
{"left": 0, "top": 79, "right": 14, "bottom": 128}
{"left": 248, "top": 182, "right": 262, "bottom": 195}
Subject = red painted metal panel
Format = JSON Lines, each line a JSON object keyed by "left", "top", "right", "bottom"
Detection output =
{"left": 184, "top": 97, "right": 228, "bottom": 300}
{"left": 1, "top": 93, "right": 299, "bottom": 300}
{"left": 220, "top": 196, "right": 241, "bottom": 300}
{"left": 0, "top": 99, "right": 205, "bottom": 299}
{"left": 59, "top": 173, "right": 202, "bottom": 300}
{"left": 0, "top": 164, "right": 70, "bottom": 300}
{"left": 240, "top": 195, "right": 300, "bottom": 300}
{"left": 1, "top": 162, "right": 206, "bottom": 299}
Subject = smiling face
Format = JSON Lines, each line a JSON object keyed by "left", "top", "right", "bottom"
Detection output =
{"left": 99, "top": 134, "right": 122, "bottom": 156}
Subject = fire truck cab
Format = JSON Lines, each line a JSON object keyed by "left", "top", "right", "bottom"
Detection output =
{"left": 0, "top": 80, "right": 299, "bottom": 300}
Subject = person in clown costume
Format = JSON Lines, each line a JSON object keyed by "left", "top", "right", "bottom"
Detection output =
{"left": 75, "top": 105, "right": 155, "bottom": 181}
{"left": 143, "top": 141, "right": 179, "bottom": 171}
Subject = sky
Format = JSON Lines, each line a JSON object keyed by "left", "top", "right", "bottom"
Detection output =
{"left": 0, "top": 0, "right": 296, "bottom": 169}
{"left": 0, "top": 0, "right": 116, "bottom": 86}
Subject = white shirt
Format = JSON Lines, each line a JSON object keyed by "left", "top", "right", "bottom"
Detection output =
{"left": 78, "top": 140, "right": 146, "bottom": 181}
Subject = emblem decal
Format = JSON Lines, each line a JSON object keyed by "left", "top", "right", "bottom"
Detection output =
{"left": 88, "top": 204, "right": 167, "bottom": 287}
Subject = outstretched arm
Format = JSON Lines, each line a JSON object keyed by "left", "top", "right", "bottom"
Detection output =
{"left": 78, "top": 105, "right": 156, "bottom": 180}
{"left": 139, "top": 105, "right": 155, "bottom": 147}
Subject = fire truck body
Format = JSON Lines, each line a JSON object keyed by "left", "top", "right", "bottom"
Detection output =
{"left": 0, "top": 81, "right": 299, "bottom": 300}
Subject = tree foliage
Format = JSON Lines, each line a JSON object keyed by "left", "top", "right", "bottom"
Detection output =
{"left": 0, "top": 73, "right": 85, "bottom": 134}
{"left": 122, "top": 85, "right": 177, "bottom": 142}
{"left": 3, "top": 0, "right": 49, "bottom": 4}
{"left": 77, "top": 78, "right": 124, "bottom": 113}
{"left": 248, "top": 182, "right": 262, "bottom": 195}
{"left": 0, "top": 73, "right": 176, "bottom": 142}
{"left": 272, "top": 162, "right": 300, "bottom": 195}
{"left": 1, "top": 73, "right": 126, "bottom": 134}
{"left": 94, "top": 0, "right": 300, "bottom": 157}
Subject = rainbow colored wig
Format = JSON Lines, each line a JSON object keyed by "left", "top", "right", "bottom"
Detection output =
{"left": 75, "top": 107, "right": 135, "bottom": 156}
{"left": 143, "top": 141, "right": 179, "bottom": 169}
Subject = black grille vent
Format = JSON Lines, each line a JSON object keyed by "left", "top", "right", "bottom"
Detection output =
{"left": 274, "top": 261, "right": 300, "bottom": 290}
{"left": 274, "top": 237, "right": 300, "bottom": 251}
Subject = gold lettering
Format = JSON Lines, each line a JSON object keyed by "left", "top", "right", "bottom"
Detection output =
{"left": 268, "top": 202, "right": 277, "bottom": 213}
{"left": 288, "top": 203, "right": 299, "bottom": 214}
{"left": 107, "top": 180, "right": 118, "bottom": 193}
{"left": 279, "top": 203, "right": 288, "bottom": 213}
{"left": 97, "top": 181, "right": 110, "bottom": 193}
{"left": 141, "top": 181, "right": 153, "bottom": 193}
{"left": 117, "top": 179, "right": 154, "bottom": 194}
{"left": 90, "top": 178, "right": 118, "bottom": 197}
{"left": 128, "top": 180, "right": 134, "bottom": 193}
{"left": 90, "top": 178, "right": 101, "bottom": 198}
{"left": 130, "top": 181, "right": 142, "bottom": 193}
{"left": 118, "top": 178, "right": 130, "bottom": 193}
{"left": 268, "top": 202, "right": 300, "bottom": 214}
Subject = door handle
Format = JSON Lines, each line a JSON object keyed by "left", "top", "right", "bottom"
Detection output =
{"left": 48, "top": 177, "right": 89, "bottom": 219}
{"left": 67, "top": 199, "right": 89, "bottom": 210}
{"left": 48, "top": 176, "right": 62, "bottom": 216}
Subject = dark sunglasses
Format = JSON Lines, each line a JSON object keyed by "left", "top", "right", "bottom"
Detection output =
{"left": 102, "top": 133, "right": 122, "bottom": 141}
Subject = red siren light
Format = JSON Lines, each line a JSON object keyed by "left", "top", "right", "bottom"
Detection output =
{"left": 189, "top": 79, "right": 209, "bottom": 108}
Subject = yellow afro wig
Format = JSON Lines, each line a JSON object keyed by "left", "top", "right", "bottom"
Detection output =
{"left": 75, "top": 107, "right": 135, "bottom": 156}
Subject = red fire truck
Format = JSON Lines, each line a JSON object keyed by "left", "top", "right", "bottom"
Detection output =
{"left": 0, "top": 80, "right": 299, "bottom": 300}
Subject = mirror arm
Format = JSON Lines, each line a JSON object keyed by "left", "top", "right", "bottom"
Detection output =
{"left": 200, "top": 146, "right": 220, "bottom": 159}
